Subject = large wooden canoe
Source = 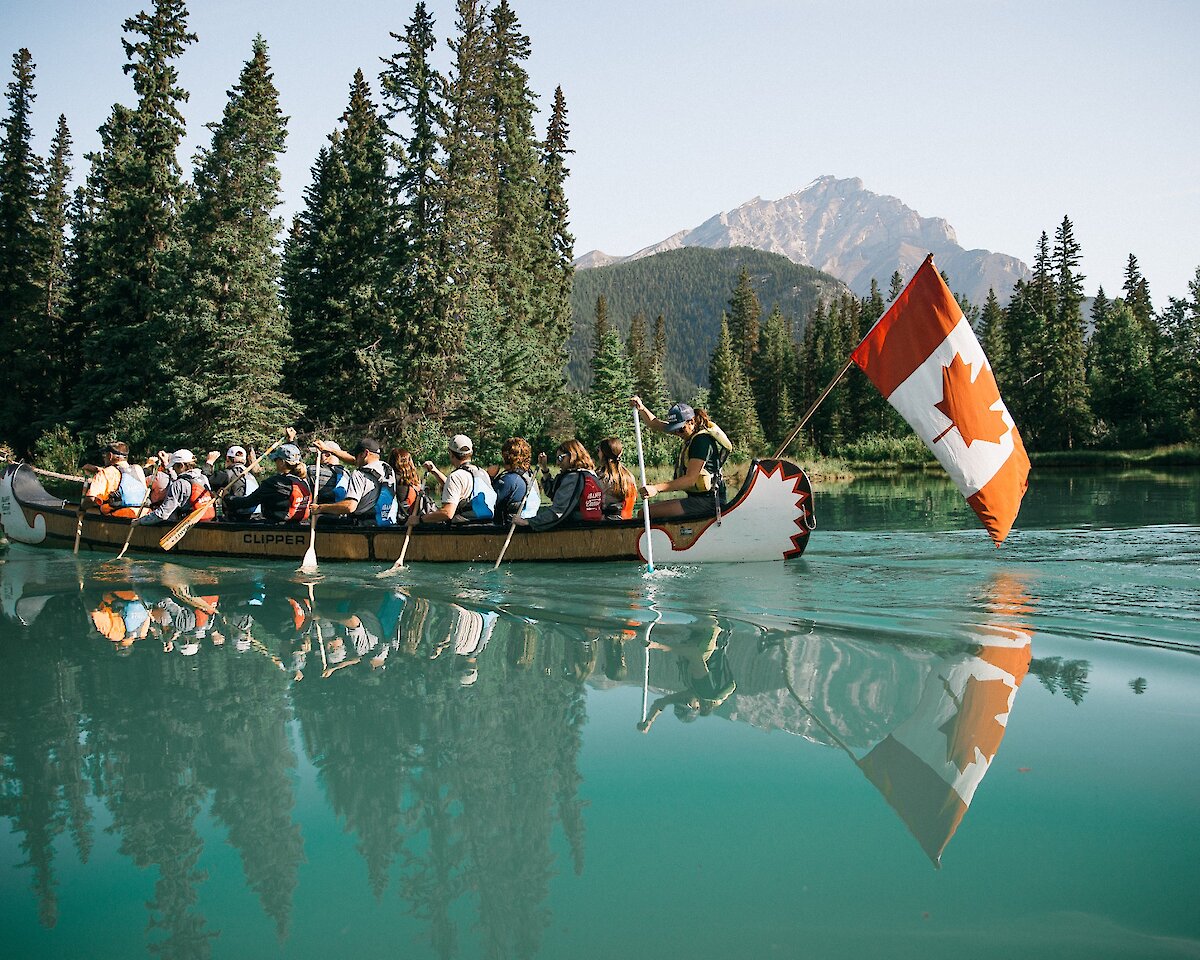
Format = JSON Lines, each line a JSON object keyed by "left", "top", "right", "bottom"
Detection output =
{"left": 0, "top": 459, "right": 815, "bottom": 564}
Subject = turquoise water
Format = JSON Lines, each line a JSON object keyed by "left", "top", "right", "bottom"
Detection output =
{"left": 1, "top": 470, "right": 1197, "bottom": 960}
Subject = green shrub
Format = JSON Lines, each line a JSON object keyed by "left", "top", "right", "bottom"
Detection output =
{"left": 32, "top": 425, "right": 87, "bottom": 476}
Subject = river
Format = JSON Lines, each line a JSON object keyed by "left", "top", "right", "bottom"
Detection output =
{"left": 1, "top": 469, "right": 1197, "bottom": 959}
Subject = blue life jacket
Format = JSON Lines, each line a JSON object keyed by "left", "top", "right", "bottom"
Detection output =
{"left": 452, "top": 463, "right": 497, "bottom": 520}
{"left": 111, "top": 463, "right": 149, "bottom": 510}
{"left": 494, "top": 468, "right": 540, "bottom": 522}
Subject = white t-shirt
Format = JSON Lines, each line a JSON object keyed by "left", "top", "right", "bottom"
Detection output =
{"left": 441, "top": 465, "right": 475, "bottom": 508}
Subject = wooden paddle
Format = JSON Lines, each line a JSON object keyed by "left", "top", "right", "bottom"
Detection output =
{"left": 113, "top": 463, "right": 155, "bottom": 561}
{"left": 159, "top": 431, "right": 291, "bottom": 551}
{"left": 298, "top": 456, "right": 320, "bottom": 574}
{"left": 376, "top": 471, "right": 428, "bottom": 578}
{"left": 71, "top": 478, "right": 89, "bottom": 555}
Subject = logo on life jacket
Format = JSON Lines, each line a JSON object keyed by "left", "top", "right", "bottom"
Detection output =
{"left": 578, "top": 471, "right": 604, "bottom": 522}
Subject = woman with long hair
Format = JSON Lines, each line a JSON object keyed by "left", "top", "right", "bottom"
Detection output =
{"left": 388, "top": 448, "right": 427, "bottom": 523}
{"left": 517, "top": 439, "right": 604, "bottom": 531}
{"left": 596, "top": 436, "right": 636, "bottom": 519}
{"left": 630, "top": 397, "right": 733, "bottom": 520}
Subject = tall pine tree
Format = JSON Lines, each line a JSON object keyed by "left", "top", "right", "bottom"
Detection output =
{"left": 171, "top": 36, "right": 297, "bottom": 448}
{"left": 708, "top": 313, "right": 762, "bottom": 456}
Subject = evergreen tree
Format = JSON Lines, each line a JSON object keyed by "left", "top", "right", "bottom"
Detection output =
{"left": 0, "top": 48, "right": 45, "bottom": 451}
{"left": 1158, "top": 267, "right": 1200, "bottom": 442}
{"left": 887, "top": 269, "right": 904, "bottom": 302}
{"left": 436, "top": 0, "right": 497, "bottom": 381}
{"left": 752, "top": 305, "right": 795, "bottom": 446}
{"left": 171, "top": 36, "right": 297, "bottom": 449}
{"left": 708, "top": 313, "right": 762, "bottom": 456}
{"left": 855, "top": 280, "right": 900, "bottom": 437}
{"left": 30, "top": 116, "right": 75, "bottom": 433}
{"left": 284, "top": 72, "right": 402, "bottom": 429}
{"left": 578, "top": 327, "right": 633, "bottom": 449}
{"left": 1042, "top": 215, "right": 1091, "bottom": 448}
{"left": 1122, "top": 253, "right": 1155, "bottom": 332}
{"left": 71, "top": 0, "right": 198, "bottom": 446}
{"left": 534, "top": 84, "right": 574, "bottom": 398}
{"left": 1088, "top": 299, "right": 1151, "bottom": 447}
{"left": 727, "top": 266, "right": 761, "bottom": 373}
{"left": 380, "top": 1, "right": 446, "bottom": 413}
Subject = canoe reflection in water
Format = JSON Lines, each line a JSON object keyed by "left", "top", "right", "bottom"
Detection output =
{"left": 0, "top": 552, "right": 1037, "bottom": 956}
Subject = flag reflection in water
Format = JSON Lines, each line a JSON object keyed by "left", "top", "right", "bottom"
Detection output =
{"left": 853, "top": 574, "right": 1033, "bottom": 865}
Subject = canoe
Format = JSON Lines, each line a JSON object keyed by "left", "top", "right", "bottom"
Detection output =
{"left": 0, "top": 459, "right": 815, "bottom": 564}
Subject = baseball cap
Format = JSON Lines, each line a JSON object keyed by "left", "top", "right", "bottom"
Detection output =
{"left": 168, "top": 449, "right": 196, "bottom": 467}
{"left": 663, "top": 402, "right": 695, "bottom": 433}
{"left": 226, "top": 445, "right": 247, "bottom": 460}
{"left": 351, "top": 437, "right": 381, "bottom": 455}
{"left": 448, "top": 434, "right": 473, "bottom": 456}
{"left": 269, "top": 443, "right": 302, "bottom": 464}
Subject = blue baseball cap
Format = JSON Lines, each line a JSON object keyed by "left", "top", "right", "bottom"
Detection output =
{"left": 269, "top": 443, "right": 302, "bottom": 464}
{"left": 663, "top": 402, "right": 695, "bottom": 433}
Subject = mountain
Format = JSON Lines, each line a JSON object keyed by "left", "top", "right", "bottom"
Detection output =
{"left": 568, "top": 246, "right": 848, "bottom": 394}
{"left": 576, "top": 176, "right": 1030, "bottom": 307}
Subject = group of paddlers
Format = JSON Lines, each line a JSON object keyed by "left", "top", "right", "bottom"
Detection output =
{"left": 79, "top": 397, "right": 734, "bottom": 532}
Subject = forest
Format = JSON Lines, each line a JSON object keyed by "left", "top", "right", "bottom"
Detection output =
{"left": 1, "top": 0, "right": 1196, "bottom": 473}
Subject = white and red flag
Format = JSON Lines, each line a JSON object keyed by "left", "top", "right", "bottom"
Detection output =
{"left": 851, "top": 256, "right": 1030, "bottom": 543}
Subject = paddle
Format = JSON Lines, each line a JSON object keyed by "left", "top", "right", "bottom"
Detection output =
{"left": 71, "top": 478, "right": 89, "bottom": 555}
{"left": 113, "top": 462, "right": 156, "bottom": 561}
{"left": 298, "top": 456, "right": 320, "bottom": 574}
{"left": 159, "top": 430, "right": 291, "bottom": 552}
{"left": 632, "top": 405, "right": 655, "bottom": 573}
{"left": 0, "top": 456, "right": 85, "bottom": 484}
{"left": 492, "top": 472, "right": 536, "bottom": 571}
{"left": 376, "top": 471, "right": 428, "bottom": 578}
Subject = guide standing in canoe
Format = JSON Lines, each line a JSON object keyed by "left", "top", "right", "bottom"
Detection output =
{"left": 630, "top": 396, "right": 733, "bottom": 520}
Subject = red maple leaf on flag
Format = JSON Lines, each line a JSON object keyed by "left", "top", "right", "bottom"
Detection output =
{"left": 933, "top": 354, "right": 1009, "bottom": 447}
{"left": 940, "top": 674, "right": 1012, "bottom": 773}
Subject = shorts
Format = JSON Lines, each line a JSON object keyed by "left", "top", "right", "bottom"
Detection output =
{"left": 674, "top": 491, "right": 725, "bottom": 520}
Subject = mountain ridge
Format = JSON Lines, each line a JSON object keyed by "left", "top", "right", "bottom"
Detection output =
{"left": 576, "top": 175, "right": 1030, "bottom": 306}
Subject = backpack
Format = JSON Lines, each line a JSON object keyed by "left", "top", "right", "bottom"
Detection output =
{"left": 577, "top": 470, "right": 604, "bottom": 522}
{"left": 493, "top": 469, "right": 540, "bottom": 524}
{"left": 451, "top": 463, "right": 497, "bottom": 521}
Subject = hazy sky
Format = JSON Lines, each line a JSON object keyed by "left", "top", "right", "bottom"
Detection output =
{"left": 6, "top": 0, "right": 1198, "bottom": 301}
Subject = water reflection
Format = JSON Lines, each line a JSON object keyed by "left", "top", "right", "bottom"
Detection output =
{"left": 0, "top": 552, "right": 1054, "bottom": 957}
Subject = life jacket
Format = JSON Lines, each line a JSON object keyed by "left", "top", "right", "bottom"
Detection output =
{"left": 675, "top": 425, "right": 733, "bottom": 495}
{"left": 276, "top": 475, "right": 311, "bottom": 523}
{"left": 101, "top": 462, "right": 149, "bottom": 516}
{"left": 317, "top": 464, "right": 349, "bottom": 504}
{"left": 182, "top": 470, "right": 216, "bottom": 521}
{"left": 353, "top": 461, "right": 397, "bottom": 526}
{"left": 396, "top": 482, "right": 435, "bottom": 523}
{"left": 450, "top": 463, "right": 497, "bottom": 521}
{"left": 493, "top": 468, "right": 540, "bottom": 524}
{"left": 573, "top": 469, "right": 604, "bottom": 522}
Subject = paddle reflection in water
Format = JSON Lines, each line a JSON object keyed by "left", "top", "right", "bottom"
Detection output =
{"left": 0, "top": 552, "right": 1041, "bottom": 958}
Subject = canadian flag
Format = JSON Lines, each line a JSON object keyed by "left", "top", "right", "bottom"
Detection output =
{"left": 851, "top": 256, "right": 1030, "bottom": 543}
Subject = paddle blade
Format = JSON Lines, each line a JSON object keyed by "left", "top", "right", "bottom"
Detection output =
{"left": 158, "top": 503, "right": 211, "bottom": 551}
{"left": 298, "top": 548, "right": 319, "bottom": 575}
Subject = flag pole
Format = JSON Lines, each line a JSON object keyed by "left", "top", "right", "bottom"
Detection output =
{"left": 771, "top": 356, "right": 856, "bottom": 460}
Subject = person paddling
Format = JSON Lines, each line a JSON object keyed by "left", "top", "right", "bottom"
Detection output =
{"left": 515, "top": 439, "right": 604, "bottom": 531}
{"left": 487, "top": 437, "right": 541, "bottom": 525}
{"left": 596, "top": 436, "right": 637, "bottom": 519}
{"left": 203, "top": 445, "right": 259, "bottom": 521}
{"left": 82, "top": 441, "right": 149, "bottom": 519}
{"left": 630, "top": 396, "right": 733, "bottom": 520}
{"left": 310, "top": 437, "right": 398, "bottom": 526}
{"left": 223, "top": 443, "right": 311, "bottom": 524}
{"left": 134, "top": 450, "right": 215, "bottom": 525}
{"left": 420, "top": 435, "right": 496, "bottom": 523}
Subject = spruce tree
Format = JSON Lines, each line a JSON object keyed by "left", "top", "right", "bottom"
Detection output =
{"left": 1157, "top": 267, "right": 1200, "bottom": 442}
{"left": 1089, "top": 300, "right": 1152, "bottom": 446}
{"left": 34, "top": 115, "right": 75, "bottom": 435}
{"left": 1042, "top": 215, "right": 1091, "bottom": 448}
{"left": 171, "top": 36, "right": 297, "bottom": 449}
{"left": 752, "top": 306, "right": 795, "bottom": 446}
{"left": 379, "top": 1, "right": 446, "bottom": 412}
{"left": 72, "top": 0, "right": 197, "bottom": 446}
{"left": 0, "top": 49, "right": 47, "bottom": 451}
{"left": 535, "top": 84, "right": 574, "bottom": 398}
{"left": 887, "top": 269, "right": 904, "bottom": 302}
{"left": 708, "top": 313, "right": 763, "bottom": 456}
{"left": 284, "top": 73, "right": 402, "bottom": 429}
{"left": 593, "top": 293, "right": 608, "bottom": 352}
{"left": 1122, "top": 253, "right": 1155, "bottom": 333}
{"left": 727, "top": 266, "right": 761, "bottom": 373}
{"left": 579, "top": 327, "right": 633, "bottom": 449}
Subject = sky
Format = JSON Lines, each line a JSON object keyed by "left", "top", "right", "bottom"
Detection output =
{"left": 4, "top": 0, "right": 1198, "bottom": 302}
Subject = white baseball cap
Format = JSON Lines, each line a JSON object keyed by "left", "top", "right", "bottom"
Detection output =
{"left": 226, "top": 445, "right": 247, "bottom": 460}
{"left": 448, "top": 434, "right": 473, "bottom": 456}
{"left": 168, "top": 449, "right": 196, "bottom": 468}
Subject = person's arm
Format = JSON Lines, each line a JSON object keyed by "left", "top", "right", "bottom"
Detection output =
{"left": 315, "top": 439, "right": 354, "bottom": 465}
{"left": 420, "top": 468, "right": 463, "bottom": 523}
{"left": 138, "top": 477, "right": 187, "bottom": 524}
{"left": 522, "top": 472, "right": 581, "bottom": 531}
{"left": 641, "top": 457, "right": 705, "bottom": 498}
{"left": 637, "top": 690, "right": 694, "bottom": 732}
{"left": 422, "top": 460, "right": 447, "bottom": 485}
{"left": 632, "top": 395, "right": 668, "bottom": 434}
{"left": 311, "top": 469, "right": 363, "bottom": 517}
{"left": 202, "top": 452, "right": 219, "bottom": 476}
{"left": 225, "top": 478, "right": 270, "bottom": 512}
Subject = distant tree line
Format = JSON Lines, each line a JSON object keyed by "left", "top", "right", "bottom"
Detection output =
{"left": 0, "top": 0, "right": 575, "bottom": 465}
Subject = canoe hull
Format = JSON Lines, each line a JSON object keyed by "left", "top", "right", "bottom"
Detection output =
{"left": 1, "top": 459, "right": 815, "bottom": 564}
